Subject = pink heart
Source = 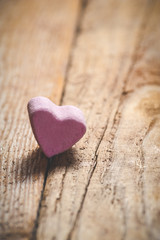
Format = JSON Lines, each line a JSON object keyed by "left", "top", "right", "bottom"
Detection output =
{"left": 27, "top": 96, "right": 86, "bottom": 157}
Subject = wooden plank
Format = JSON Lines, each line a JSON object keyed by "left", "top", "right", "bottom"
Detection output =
{"left": 0, "top": 0, "right": 80, "bottom": 239}
{"left": 37, "top": 0, "right": 160, "bottom": 240}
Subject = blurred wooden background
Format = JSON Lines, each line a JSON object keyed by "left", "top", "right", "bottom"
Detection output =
{"left": 0, "top": 0, "right": 160, "bottom": 239}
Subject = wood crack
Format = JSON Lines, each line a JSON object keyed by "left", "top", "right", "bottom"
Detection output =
{"left": 67, "top": 119, "right": 109, "bottom": 240}
{"left": 138, "top": 132, "right": 147, "bottom": 216}
{"left": 138, "top": 118, "right": 158, "bottom": 239}
{"left": 60, "top": 0, "right": 89, "bottom": 105}
{"left": 54, "top": 167, "right": 67, "bottom": 213}
{"left": 120, "top": 193, "right": 127, "bottom": 240}
{"left": 66, "top": 157, "right": 97, "bottom": 240}
{"left": 30, "top": 158, "right": 51, "bottom": 240}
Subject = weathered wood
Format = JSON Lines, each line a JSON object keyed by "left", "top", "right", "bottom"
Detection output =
{"left": 37, "top": 0, "right": 160, "bottom": 240}
{"left": 0, "top": 0, "right": 80, "bottom": 239}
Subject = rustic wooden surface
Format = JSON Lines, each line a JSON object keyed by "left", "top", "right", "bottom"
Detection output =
{"left": 0, "top": 0, "right": 160, "bottom": 240}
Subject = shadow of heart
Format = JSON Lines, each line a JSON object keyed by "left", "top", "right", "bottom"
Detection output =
{"left": 15, "top": 147, "right": 79, "bottom": 183}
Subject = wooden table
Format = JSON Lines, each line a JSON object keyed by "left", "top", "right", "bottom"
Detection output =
{"left": 0, "top": 0, "right": 160, "bottom": 239}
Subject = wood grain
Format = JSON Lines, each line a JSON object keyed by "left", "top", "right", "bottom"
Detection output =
{"left": 0, "top": 0, "right": 80, "bottom": 239}
{"left": 36, "top": 0, "right": 160, "bottom": 240}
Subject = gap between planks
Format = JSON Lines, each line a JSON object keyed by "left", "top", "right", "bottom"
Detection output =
{"left": 30, "top": 1, "right": 89, "bottom": 239}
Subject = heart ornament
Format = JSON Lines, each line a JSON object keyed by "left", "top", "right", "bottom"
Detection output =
{"left": 27, "top": 96, "right": 86, "bottom": 157}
